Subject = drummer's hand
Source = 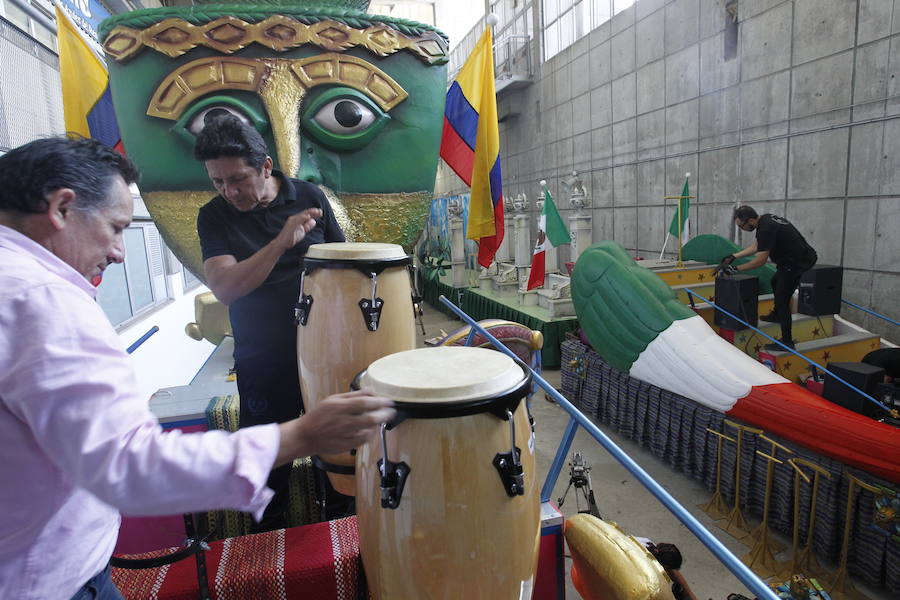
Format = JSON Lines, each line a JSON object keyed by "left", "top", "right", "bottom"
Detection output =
{"left": 276, "top": 390, "right": 395, "bottom": 464}
{"left": 275, "top": 208, "right": 323, "bottom": 252}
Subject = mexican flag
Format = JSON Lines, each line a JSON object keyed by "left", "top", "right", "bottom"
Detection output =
{"left": 527, "top": 186, "right": 571, "bottom": 290}
{"left": 668, "top": 175, "right": 691, "bottom": 242}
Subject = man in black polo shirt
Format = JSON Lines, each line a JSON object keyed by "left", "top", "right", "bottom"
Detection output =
{"left": 863, "top": 348, "right": 900, "bottom": 384}
{"left": 717, "top": 206, "right": 817, "bottom": 352}
{"left": 194, "top": 114, "right": 345, "bottom": 527}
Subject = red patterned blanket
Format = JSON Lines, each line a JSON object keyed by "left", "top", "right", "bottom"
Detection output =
{"left": 112, "top": 516, "right": 365, "bottom": 600}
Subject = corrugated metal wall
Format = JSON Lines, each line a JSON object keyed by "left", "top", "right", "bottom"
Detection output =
{"left": 0, "top": 17, "right": 64, "bottom": 152}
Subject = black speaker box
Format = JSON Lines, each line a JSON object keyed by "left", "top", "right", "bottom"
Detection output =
{"left": 714, "top": 275, "right": 759, "bottom": 330}
{"left": 823, "top": 362, "right": 885, "bottom": 419}
{"left": 798, "top": 265, "right": 842, "bottom": 316}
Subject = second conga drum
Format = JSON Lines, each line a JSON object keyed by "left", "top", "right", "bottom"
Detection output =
{"left": 295, "top": 242, "right": 416, "bottom": 496}
{"left": 355, "top": 346, "right": 540, "bottom": 599}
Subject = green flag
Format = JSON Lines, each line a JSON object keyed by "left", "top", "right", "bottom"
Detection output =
{"left": 668, "top": 176, "right": 691, "bottom": 239}
{"left": 544, "top": 188, "right": 571, "bottom": 247}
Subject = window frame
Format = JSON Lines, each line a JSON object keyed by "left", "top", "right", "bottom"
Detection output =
{"left": 97, "top": 220, "right": 174, "bottom": 330}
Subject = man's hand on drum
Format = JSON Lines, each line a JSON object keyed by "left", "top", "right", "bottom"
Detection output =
{"left": 276, "top": 208, "right": 323, "bottom": 252}
{"left": 276, "top": 390, "right": 395, "bottom": 465}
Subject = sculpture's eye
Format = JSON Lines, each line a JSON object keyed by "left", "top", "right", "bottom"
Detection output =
{"left": 301, "top": 88, "right": 389, "bottom": 151}
{"left": 172, "top": 96, "right": 268, "bottom": 144}
{"left": 314, "top": 98, "right": 376, "bottom": 134}
{"left": 186, "top": 105, "right": 250, "bottom": 135}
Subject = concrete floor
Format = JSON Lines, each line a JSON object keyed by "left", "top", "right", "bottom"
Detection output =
{"left": 415, "top": 302, "right": 889, "bottom": 600}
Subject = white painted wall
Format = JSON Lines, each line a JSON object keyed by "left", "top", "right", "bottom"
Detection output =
{"left": 118, "top": 277, "right": 216, "bottom": 401}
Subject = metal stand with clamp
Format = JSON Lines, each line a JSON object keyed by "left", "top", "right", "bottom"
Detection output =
{"left": 557, "top": 451, "right": 601, "bottom": 519}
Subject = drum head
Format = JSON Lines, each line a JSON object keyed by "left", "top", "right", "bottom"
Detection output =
{"left": 360, "top": 346, "right": 526, "bottom": 403}
{"left": 305, "top": 242, "right": 407, "bottom": 260}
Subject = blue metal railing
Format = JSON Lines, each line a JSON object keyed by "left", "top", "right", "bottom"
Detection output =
{"left": 685, "top": 288, "right": 892, "bottom": 415}
{"left": 126, "top": 326, "right": 159, "bottom": 354}
{"left": 438, "top": 295, "right": 779, "bottom": 600}
{"left": 842, "top": 298, "right": 900, "bottom": 327}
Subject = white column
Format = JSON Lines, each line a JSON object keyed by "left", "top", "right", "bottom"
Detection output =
{"left": 514, "top": 213, "right": 532, "bottom": 267}
{"left": 450, "top": 216, "right": 466, "bottom": 288}
{"left": 569, "top": 214, "right": 593, "bottom": 262}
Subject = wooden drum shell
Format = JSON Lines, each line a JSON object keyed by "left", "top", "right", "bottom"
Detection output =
{"left": 296, "top": 245, "right": 416, "bottom": 496}
{"left": 356, "top": 399, "right": 540, "bottom": 599}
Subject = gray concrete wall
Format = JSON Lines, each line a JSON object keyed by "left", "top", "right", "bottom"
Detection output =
{"left": 434, "top": 0, "right": 900, "bottom": 342}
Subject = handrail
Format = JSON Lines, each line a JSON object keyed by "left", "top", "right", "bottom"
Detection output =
{"left": 126, "top": 326, "right": 160, "bottom": 354}
{"left": 437, "top": 294, "right": 779, "bottom": 600}
{"left": 685, "top": 288, "right": 892, "bottom": 416}
{"left": 841, "top": 298, "right": 900, "bottom": 327}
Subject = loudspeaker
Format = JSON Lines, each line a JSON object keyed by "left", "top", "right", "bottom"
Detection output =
{"left": 823, "top": 362, "right": 885, "bottom": 419}
{"left": 714, "top": 275, "right": 759, "bottom": 330}
{"left": 798, "top": 265, "right": 842, "bottom": 316}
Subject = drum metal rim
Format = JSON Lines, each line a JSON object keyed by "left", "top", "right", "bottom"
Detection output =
{"left": 301, "top": 255, "right": 412, "bottom": 276}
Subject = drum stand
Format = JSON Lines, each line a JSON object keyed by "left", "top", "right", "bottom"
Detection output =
{"left": 825, "top": 474, "right": 879, "bottom": 600}
{"left": 409, "top": 265, "right": 427, "bottom": 336}
{"left": 413, "top": 300, "right": 426, "bottom": 336}
{"left": 720, "top": 420, "right": 763, "bottom": 544}
{"left": 776, "top": 458, "right": 830, "bottom": 581}
{"left": 741, "top": 435, "right": 792, "bottom": 578}
{"left": 699, "top": 426, "right": 735, "bottom": 521}
{"left": 557, "top": 452, "right": 602, "bottom": 519}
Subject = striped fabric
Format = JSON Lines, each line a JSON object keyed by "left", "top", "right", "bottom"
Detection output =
{"left": 56, "top": 7, "right": 124, "bottom": 153}
{"left": 439, "top": 26, "right": 504, "bottom": 267}
{"left": 112, "top": 517, "right": 366, "bottom": 599}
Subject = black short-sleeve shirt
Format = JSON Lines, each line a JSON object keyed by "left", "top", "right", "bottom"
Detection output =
{"left": 197, "top": 171, "right": 345, "bottom": 361}
{"left": 755, "top": 214, "right": 816, "bottom": 270}
{"left": 863, "top": 348, "right": 900, "bottom": 379}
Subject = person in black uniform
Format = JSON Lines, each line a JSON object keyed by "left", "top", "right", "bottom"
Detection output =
{"left": 194, "top": 113, "right": 346, "bottom": 528}
{"left": 862, "top": 348, "right": 900, "bottom": 384}
{"left": 716, "top": 206, "right": 817, "bottom": 352}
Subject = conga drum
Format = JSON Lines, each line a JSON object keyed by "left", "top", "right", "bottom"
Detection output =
{"left": 296, "top": 242, "right": 416, "bottom": 496}
{"left": 355, "top": 346, "right": 540, "bottom": 599}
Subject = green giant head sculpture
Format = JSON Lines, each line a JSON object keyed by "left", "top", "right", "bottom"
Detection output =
{"left": 100, "top": 0, "right": 448, "bottom": 277}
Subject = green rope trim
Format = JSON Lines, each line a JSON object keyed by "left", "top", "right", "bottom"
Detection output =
{"left": 99, "top": 4, "right": 447, "bottom": 44}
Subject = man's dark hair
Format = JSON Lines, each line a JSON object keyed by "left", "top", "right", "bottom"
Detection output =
{"left": 193, "top": 113, "right": 268, "bottom": 170}
{"left": 651, "top": 542, "right": 683, "bottom": 571}
{"left": 733, "top": 205, "right": 758, "bottom": 222}
{"left": 0, "top": 136, "right": 139, "bottom": 215}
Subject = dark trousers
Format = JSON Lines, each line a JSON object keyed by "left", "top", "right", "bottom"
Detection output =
{"left": 236, "top": 355, "right": 303, "bottom": 530}
{"left": 771, "top": 266, "right": 806, "bottom": 343}
{"left": 70, "top": 565, "right": 123, "bottom": 600}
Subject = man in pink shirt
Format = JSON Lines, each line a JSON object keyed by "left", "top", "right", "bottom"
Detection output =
{"left": 0, "top": 137, "right": 395, "bottom": 600}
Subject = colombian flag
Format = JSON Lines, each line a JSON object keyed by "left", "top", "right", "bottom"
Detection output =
{"left": 55, "top": 7, "right": 124, "bottom": 154}
{"left": 440, "top": 26, "right": 503, "bottom": 268}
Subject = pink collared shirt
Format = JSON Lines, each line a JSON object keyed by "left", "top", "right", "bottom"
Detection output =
{"left": 0, "top": 225, "right": 279, "bottom": 600}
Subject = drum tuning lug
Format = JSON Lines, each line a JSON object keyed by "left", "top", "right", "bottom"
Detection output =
{"left": 294, "top": 294, "right": 313, "bottom": 326}
{"left": 377, "top": 458, "right": 410, "bottom": 509}
{"left": 493, "top": 448, "right": 525, "bottom": 497}
{"left": 359, "top": 297, "right": 384, "bottom": 331}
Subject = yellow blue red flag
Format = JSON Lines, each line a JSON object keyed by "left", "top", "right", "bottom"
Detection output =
{"left": 440, "top": 26, "right": 503, "bottom": 268}
{"left": 55, "top": 7, "right": 123, "bottom": 153}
